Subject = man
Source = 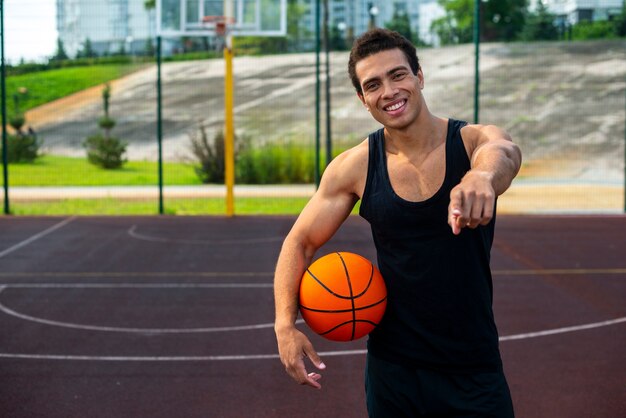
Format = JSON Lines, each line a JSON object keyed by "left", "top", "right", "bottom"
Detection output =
{"left": 274, "top": 29, "right": 521, "bottom": 417}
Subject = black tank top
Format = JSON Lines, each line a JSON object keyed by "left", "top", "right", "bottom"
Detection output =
{"left": 359, "top": 119, "right": 502, "bottom": 372}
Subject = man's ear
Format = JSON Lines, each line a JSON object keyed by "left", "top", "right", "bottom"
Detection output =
{"left": 357, "top": 92, "right": 366, "bottom": 107}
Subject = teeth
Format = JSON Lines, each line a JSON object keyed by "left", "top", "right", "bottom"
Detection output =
{"left": 385, "top": 100, "right": 405, "bottom": 111}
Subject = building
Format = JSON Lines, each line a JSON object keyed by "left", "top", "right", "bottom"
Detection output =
{"left": 419, "top": 0, "right": 445, "bottom": 46}
{"left": 541, "top": 0, "right": 624, "bottom": 24}
{"left": 300, "top": 0, "right": 422, "bottom": 44}
{"left": 57, "top": 0, "right": 154, "bottom": 57}
{"left": 55, "top": 0, "right": 451, "bottom": 57}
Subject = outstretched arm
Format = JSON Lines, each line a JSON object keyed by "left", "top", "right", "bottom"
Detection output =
{"left": 274, "top": 147, "right": 364, "bottom": 389}
{"left": 448, "top": 124, "right": 522, "bottom": 235}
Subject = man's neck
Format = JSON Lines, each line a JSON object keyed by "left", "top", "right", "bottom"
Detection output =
{"left": 384, "top": 112, "right": 447, "bottom": 157}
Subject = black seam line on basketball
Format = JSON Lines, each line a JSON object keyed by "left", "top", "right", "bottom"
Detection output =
{"left": 337, "top": 252, "right": 357, "bottom": 341}
{"left": 305, "top": 260, "right": 375, "bottom": 300}
{"left": 319, "top": 319, "right": 380, "bottom": 339}
{"left": 305, "top": 269, "right": 348, "bottom": 299}
{"left": 299, "top": 296, "right": 387, "bottom": 313}
{"left": 351, "top": 263, "right": 374, "bottom": 299}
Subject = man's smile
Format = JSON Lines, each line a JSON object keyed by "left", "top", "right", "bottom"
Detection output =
{"left": 384, "top": 99, "right": 407, "bottom": 112}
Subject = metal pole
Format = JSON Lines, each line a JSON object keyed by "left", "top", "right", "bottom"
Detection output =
{"left": 314, "top": 0, "right": 321, "bottom": 187}
{"left": 156, "top": 36, "right": 164, "bottom": 215}
{"left": 323, "top": 0, "right": 332, "bottom": 167}
{"left": 0, "top": 0, "right": 8, "bottom": 215}
{"left": 473, "top": 0, "right": 480, "bottom": 124}
{"left": 224, "top": 0, "right": 235, "bottom": 216}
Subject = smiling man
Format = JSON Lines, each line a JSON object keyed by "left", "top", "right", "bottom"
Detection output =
{"left": 274, "top": 29, "right": 521, "bottom": 417}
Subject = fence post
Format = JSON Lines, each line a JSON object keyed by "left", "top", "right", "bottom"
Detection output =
{"left": 323, "top": 0, "right": 332, "bottom": 167}
{"left": 0, "top": 0, "right": 9, "bottom": 215}
{"left": 156, "top": 36, "right": 164, "bottom": 215}
{"left": 473, "top": 0, "right": 480, "bottom": 124}
{"left": 315, "top": 0, "right": 321, "bottom": 187}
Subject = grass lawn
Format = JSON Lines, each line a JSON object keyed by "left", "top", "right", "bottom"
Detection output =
{"left": 5, "top": 64, "right": 145, "bottom": 118}
{"left": 8, "top": 197, "right": 318, "bottom": 216}
{"left": 7, "top": 155, "right": 200, "bottom": 186}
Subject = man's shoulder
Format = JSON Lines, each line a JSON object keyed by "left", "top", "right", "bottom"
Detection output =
{"left": 320, "top": 139, "right": 370, "bottom": 196}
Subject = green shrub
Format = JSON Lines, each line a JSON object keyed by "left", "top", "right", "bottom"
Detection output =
{"left": 98, "top": 116, "right": 116, "bottom": 130}
{"left": 189, "top": 126, "right": 226, "bottom": 183}
{"left": 2, "top": 132, "right": 41, "bottom": 163}
{"left": 237, "top": 142, "right": 314, "bottom": 184}
{"left": 188, "top": 126, "right": 250, "bottom": 184}
{"left": 83, "top": 134, "right": 127, "bottom": 169}
{"left": 84, "top": 83, "right": 126, "bottom": 169}
{"left": 572, "top": 20, "right": 619, "bottom": 40}
{"left": 9, "top": 114, "right": 26, "bottom": 132}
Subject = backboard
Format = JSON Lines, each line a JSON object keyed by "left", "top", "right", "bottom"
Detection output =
{"left": 157, "top": 0, "right": 287, "bottom": 37}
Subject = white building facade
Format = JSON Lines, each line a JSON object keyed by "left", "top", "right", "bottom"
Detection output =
{"left": 57, "top": 0, "right": 155, "bottom": 57}
{"left": 300, "top": 0, "right": 422, "bottom": 42}
{"left": 542, "top": 0, "right": 624, "bottom": 24}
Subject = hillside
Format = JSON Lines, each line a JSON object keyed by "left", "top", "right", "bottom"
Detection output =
{"left": 26, "top": 39, "right": 625, "bottom": 185}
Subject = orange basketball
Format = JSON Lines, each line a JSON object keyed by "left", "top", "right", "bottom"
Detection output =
{"left": 299, "top": 252, "right": 387, "bottom": 342}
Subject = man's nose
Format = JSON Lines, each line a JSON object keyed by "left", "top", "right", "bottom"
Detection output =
{"left": 381, "top": 81, "right": 398, "bottom": 99}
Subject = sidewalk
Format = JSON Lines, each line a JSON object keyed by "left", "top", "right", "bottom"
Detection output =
{"left": 0, "top": 182, "right": 623, "bottom": 213}
{"left": 1, "top": 184, "right": 317, "bottom": 200}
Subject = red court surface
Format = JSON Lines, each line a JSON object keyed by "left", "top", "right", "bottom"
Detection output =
{"left": 0, "top": 215, "right": 624, "bottom": 417}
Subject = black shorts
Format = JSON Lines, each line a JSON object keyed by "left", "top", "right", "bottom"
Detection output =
{"left": 365, "top": 353, "right": 514, "bottom": 418}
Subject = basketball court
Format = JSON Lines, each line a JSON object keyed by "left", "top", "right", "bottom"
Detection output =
{"left": 0, "top": 215, "right": 624, "bottom": 417}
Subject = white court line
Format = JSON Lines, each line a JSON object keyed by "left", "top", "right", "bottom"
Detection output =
{"left": 498, "top": 316, "right": 626, "bottom": 341}
{"left": 0, "top": 217, "right": 76, "bottom": 259}
{"left": 0, "top": 283, "right": 273, "bottom": 289}
{"left": 0, "top": 311, "right": 623, "bottom": 361}
{"left": 0, "top": 350, "right": 367, "bottom": 362}
{"left": 0, "top": 285, "right": 284, "bottom": 333}
{"left": 2, "top": 315, "right": 626, "bottom": 362}
{"left": 128, "top": 225, "right": 285, "bottom": 245}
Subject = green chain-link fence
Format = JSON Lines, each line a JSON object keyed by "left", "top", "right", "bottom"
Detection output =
{"left": 1, "top": 0, "right": 625, "bottom": 215}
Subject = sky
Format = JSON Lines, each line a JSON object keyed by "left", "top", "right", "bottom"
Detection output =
{"left": 4, "top": 0, "right": 58, "bottom": 64}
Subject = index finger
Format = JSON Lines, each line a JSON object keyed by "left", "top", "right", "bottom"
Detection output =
{"left": 292, "top": 357, "right": 323, "bottom": 389}
{"left": 448, "top": 191, "right": 463, "bottom": 235}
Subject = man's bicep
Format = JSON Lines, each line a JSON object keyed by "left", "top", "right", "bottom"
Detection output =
{"left": 289, "top": 187, "right": 357, "bottom": 253}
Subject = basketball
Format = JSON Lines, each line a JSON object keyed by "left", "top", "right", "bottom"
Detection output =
{"left": 299, "top": 252, "right": 387, "bottom": 342}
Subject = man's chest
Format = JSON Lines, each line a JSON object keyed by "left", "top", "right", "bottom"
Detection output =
{"left": 386, "top": 148, "right": 446, "bottom": 202}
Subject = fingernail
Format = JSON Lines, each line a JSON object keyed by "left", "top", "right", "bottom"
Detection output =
{"left": 319, "top": 362, "right": 326, "bottom": 369}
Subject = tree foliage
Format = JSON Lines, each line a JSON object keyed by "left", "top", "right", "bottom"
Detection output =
{"left": 76, "top": 38, "right": 98, "bottom": 59}
{"left": 519, "top": 1, "right": 559, "bottom": 41}
{"left": 433, "top": 0, "right": 528, "bottom": 44}
{"left": 51, "top": 39, "right": 69, "bottom": 61}
{"left": 432, "top": 0, "right": 474, "bottom": 44}
{"left": 385, "top": 10, "right": 413, "bottom": 43}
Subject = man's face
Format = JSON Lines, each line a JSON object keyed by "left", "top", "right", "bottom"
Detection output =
{"left": 355, "top": 48, "right": 424, "bottom": 130}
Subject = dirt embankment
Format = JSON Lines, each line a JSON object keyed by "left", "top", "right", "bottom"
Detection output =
{"left": 22, "top": 40, "right": 626, "bottom": 212}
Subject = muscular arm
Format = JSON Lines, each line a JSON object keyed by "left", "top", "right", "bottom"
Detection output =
{"left": 274, "top": 146, "right": 364, "bottom": 389}
{"left": 448, "top": 124, "right": 522, "bottom": 234}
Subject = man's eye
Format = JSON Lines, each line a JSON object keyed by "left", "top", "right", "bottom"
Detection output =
{"left": 365, "top": 83, "right": 378, "bottom": 91}
{"left": 393, "top": 72, "right": 407, "bottom": 80}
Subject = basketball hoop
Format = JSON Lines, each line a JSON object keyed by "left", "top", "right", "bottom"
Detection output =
{"left": 201, "top": 16, "right": 235, "bottom": 37}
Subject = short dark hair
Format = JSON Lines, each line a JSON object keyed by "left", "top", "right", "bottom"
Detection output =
{"left": 348, "top": 28, "right": 420, "bottom": 94}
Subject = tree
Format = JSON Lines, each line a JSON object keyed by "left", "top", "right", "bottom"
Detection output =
{"left": 51, "top": 39, "right": 69, "bottom": 61}
{"left": 288, "top": 0, "right": 310, "bottom": 49}
{"left": 433, "top": 0, "right": 527, "bottom": 44}
{"left": 519, "top": 1, "right": 559, "bottom": 41}
{"left": 77, "top": 38, "right": 98, "bottom": 58}
{"left": 613, "top": 3, "right": 626, "bottom": 37}
{"left": 481, "top": 0, "right": 527, "bottom": 41}
{"left": 83, "top": 84, "right": 127, "bottom": 169}
{"left": 385, "top": 10, "right": 413, "bottom": 42}
{"left": 432, "top": 0, "right": 474, "bottom": 45}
